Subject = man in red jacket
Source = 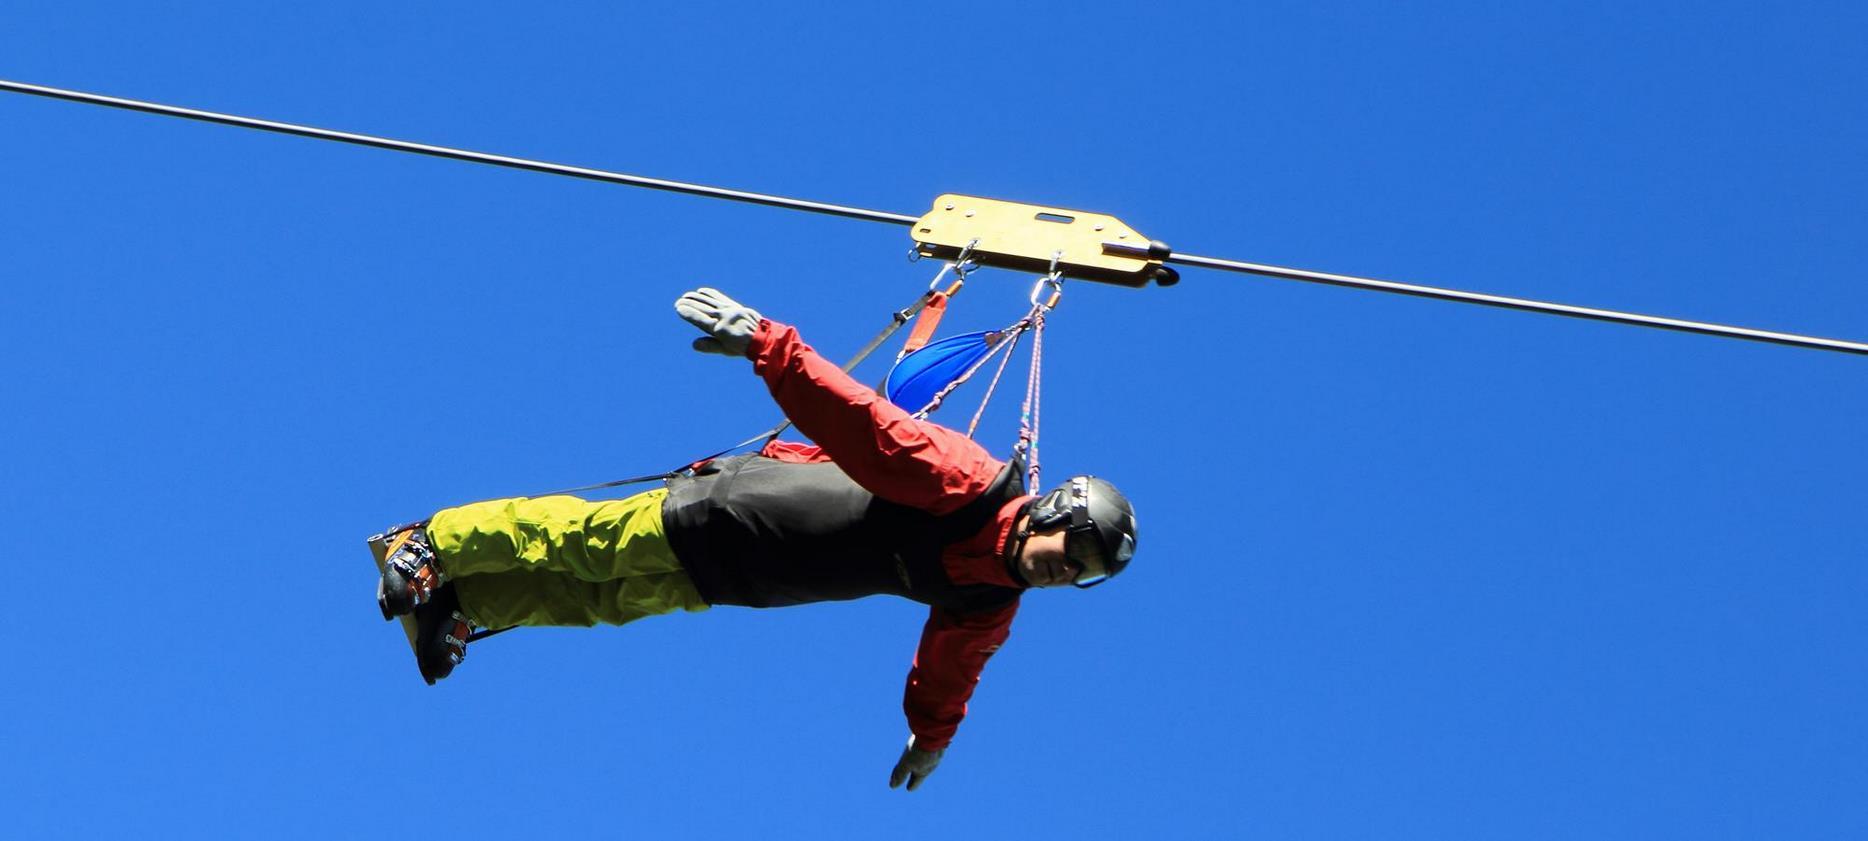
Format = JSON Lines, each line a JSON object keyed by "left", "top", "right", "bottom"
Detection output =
{"left": 373, "top": 287, "right": 1138, "bottom": 791}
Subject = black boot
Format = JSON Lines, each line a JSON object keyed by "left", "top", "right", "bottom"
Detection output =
{"left": 414, "top": 583, "right": 471, "bottom": 685}
{"left": 377, "top": 527, "right": 445, "bottom": 620}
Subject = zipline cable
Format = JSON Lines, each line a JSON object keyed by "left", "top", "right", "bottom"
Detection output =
{"left": 4, "top": 78, "right": 1864, "bottom": 358}
{"left": 0, "top": 79, "right": 915, "bottom": 225}
{"left": 1165, "top": 252, "right": 1868, "bottom": 356}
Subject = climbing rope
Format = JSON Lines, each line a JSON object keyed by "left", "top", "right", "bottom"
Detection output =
{"left": 1017, "top": 261, "right": 1064, "bottom": 489}
{"left": 965, "top": 327, "right": 1023, "bottom": 439}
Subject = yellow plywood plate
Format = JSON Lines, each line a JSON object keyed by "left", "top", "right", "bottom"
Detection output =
{"left": 912, "top": 194, "right": 1165, "bottom": 287}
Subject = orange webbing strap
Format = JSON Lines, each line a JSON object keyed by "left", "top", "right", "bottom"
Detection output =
{"left": 900, "top": 291, "right": 949, "bottom": 356}
{"left": 898, "top": 270, "right": 967, "bottom": 358}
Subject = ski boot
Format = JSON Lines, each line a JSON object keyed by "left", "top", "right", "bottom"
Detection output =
{"left": 414, "top": 583, "right": 472, "bottom": 685}
{"left": 377, "top": 526, "right": 445, "bottom": 620}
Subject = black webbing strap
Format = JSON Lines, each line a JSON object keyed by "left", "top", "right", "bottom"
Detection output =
{"left": 466, "top": 626, "right": 515, "bottom": 643}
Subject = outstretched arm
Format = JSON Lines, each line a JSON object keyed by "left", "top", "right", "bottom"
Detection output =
{"left": 902, "top": 600, "right": 1018, "bottom": 753}
{"left": 676, "top": 287, "right": 1002, "bottom": 512}
{"left": 746, "top": 318, "right": 1002, "bottom": 514}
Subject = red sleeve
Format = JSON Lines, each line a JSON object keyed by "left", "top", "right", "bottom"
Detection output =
{"left": 747, "top": 319, "right": 1002, "bottom": 514}
{"left": 903, "top": 600, "right": 1018, "bottom": 752}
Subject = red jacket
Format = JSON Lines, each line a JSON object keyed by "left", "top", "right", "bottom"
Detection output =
{"left": 747, "top": 319, "right": 1030, "bottom": 751}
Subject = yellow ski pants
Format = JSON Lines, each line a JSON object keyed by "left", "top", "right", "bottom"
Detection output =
{"left": 426, "top": 489, "right": 710, "bottom": 628}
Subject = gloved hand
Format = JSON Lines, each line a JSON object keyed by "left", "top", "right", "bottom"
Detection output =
{"left": 674, "top": 287, "right": 763, "bottom": 356}
{"left": 887, "top": 737, "right": 944, "bottom": 792}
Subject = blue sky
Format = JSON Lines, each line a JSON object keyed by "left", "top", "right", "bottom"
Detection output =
{"left": 2, "top": 3, "right": 1863, "bottom": 839}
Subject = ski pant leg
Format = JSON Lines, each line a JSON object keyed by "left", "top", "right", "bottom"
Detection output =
{"left": 427, "top": 489, "right": 684, "bottom": 581}
{"left": 427, "top": 488, "right": 710, "bottom": 627}
{"left": 453, "top": 569, "right": 708, "bottom": 628}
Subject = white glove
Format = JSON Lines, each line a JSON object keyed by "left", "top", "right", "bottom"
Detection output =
{"left": 887, "top": 737, "right": 945, "bottom": 792}
{"left": 674, "top": 287, "right": 763, "bottom": 356}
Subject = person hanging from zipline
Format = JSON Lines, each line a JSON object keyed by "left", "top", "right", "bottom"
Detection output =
{"left": 369, "top": 287, "right": 1138, "bottom": 791}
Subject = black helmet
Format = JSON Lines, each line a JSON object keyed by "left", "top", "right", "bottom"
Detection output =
{"left": 1026, "top": 475, "right": 1137, "bottom": 588}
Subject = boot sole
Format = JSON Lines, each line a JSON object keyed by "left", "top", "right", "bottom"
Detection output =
{"left": 367, "top": 531, "right": 428, "bottom": 683}
{"left": 377, "top": 576, "right": 394, "bottom": 621}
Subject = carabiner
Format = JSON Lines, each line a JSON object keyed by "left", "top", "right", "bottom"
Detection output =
{"left": 1030, "top": 251, "right": 1065, "bottom": 310}
{"left": 927, "top": 239, "right": 979, "bottom": 297}
{"left": 952, "top": 238, "right": 980, "bottom": 279}
{"left": 924, "top": 260, "right": 968, "bottom": 298}
{"left": 926, "top": 261, "right": 955, "bottom": 292}
{"left": 1030, "top": 272, "right": 1064, "bottom": 311}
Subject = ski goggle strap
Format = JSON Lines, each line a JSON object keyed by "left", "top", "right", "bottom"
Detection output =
{"left": 1063, "top": 476, "right": 1135, "bottom": 589}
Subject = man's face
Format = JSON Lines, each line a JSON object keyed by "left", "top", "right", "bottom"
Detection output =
{"left": 1016, "top": 526, "right": 1083, "bottom": 588}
